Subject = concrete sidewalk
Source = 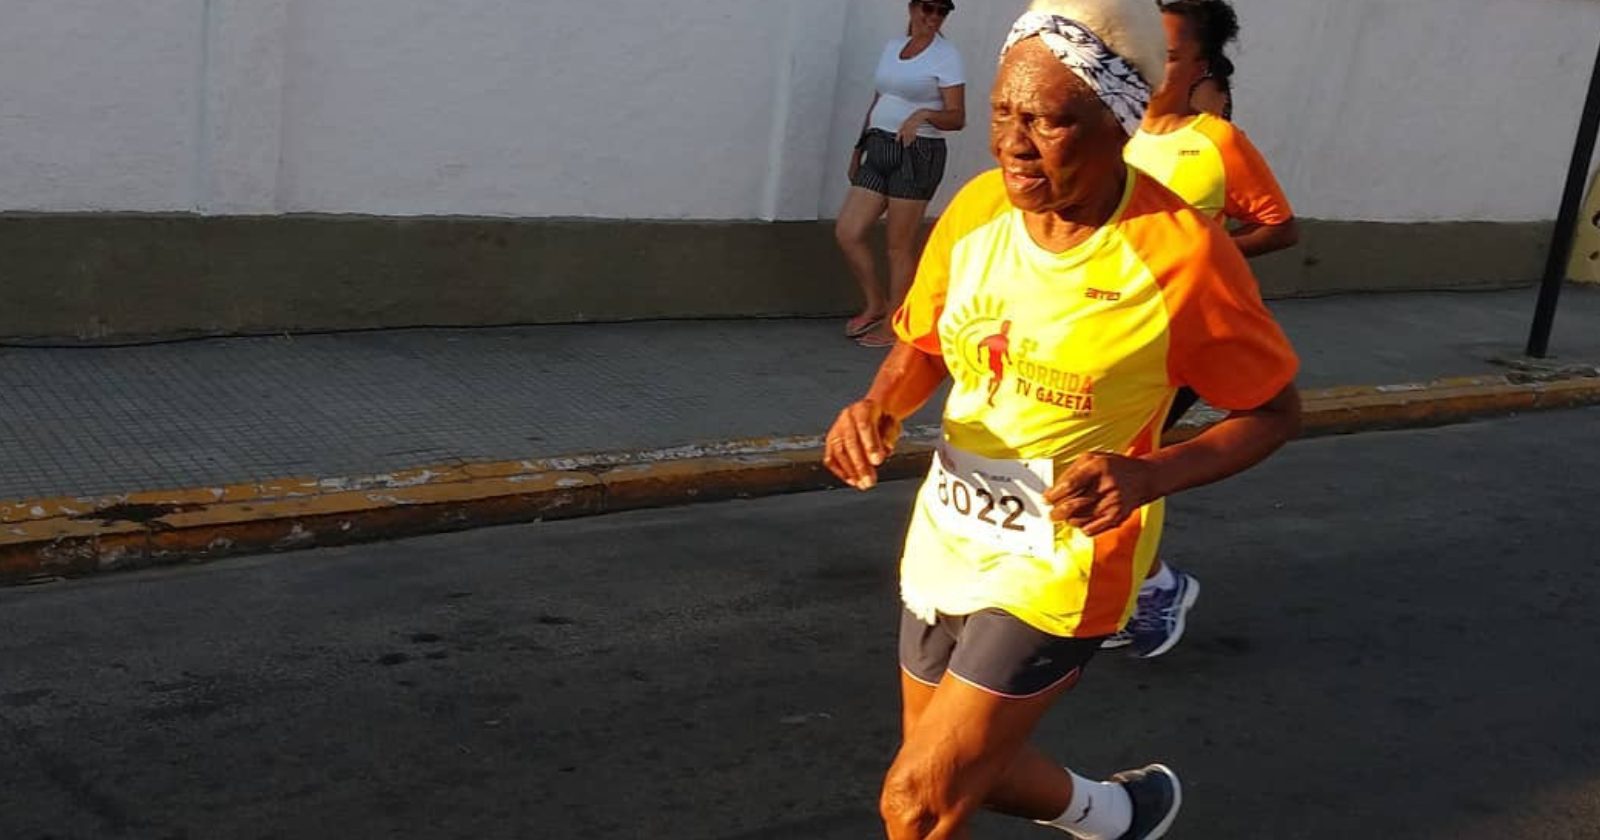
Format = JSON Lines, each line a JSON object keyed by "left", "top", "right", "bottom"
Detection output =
{"left": 3, "top": 286, "right": 1598, "bottom": 505}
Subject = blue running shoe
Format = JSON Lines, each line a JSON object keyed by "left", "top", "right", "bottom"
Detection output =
{"left": 1111, "top": 763, "right": 1182, "bottom": 839}
{"left": 1129, "top": 569, "right": 1200, "bottom": 659}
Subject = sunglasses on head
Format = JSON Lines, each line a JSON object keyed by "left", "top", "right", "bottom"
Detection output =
{"left": 917, "top": 1, "right": 952, "bottom": 17}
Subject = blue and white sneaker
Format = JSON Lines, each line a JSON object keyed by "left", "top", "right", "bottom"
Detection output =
{"left": 1129, "top": 569, "right": 1200, "bottom": 659}
{"left": 1111, "top": 763, "right": 1182, "bottom": 839}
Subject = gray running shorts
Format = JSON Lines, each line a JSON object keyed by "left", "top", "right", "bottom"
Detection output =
{"left": 899, "top": 607, "right": 1105, "bottom": 699}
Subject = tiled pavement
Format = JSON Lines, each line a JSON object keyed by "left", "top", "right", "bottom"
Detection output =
{"left": 2, "top": 286, "right": 1597, "bottom": 502}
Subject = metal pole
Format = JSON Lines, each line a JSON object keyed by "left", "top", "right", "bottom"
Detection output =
{"left": 1527, "top": 35, "right": 1600, "bottom": 358}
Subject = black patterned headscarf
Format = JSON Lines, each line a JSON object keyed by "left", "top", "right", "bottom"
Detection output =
{"left": 1001, "top": 11, "right": 1153, "bottom": 137}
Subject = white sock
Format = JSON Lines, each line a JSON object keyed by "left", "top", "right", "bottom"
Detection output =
{"left": 1036, "top": 769, "right": 1132, "bottom": 839}
{"left": 1143, "top": 562, "right": 1177, "bottom": 592}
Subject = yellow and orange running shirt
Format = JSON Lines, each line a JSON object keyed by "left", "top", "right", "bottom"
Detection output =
{"left": 891, "top": 169, "right": 1298, "bottom": 638}
{"left": 1123, "top": 113, "right": 1292, "bottom": 227}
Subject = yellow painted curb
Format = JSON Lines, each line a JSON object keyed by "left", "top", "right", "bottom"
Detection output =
{"left": 1299, "top": 373, "right": 1600, "bottom": 435}
{"left": 3, "top": 372, "right": 1597, "bottom": 585}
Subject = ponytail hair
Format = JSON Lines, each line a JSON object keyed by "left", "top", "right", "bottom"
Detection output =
{"left": 1209, "top": 53, "right": 1235, "bottom": 85}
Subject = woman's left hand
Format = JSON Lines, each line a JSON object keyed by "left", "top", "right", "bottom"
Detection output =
{"left": 1044, "top": 452, "right": 1161, "bottom": 536}
{"left": 897, "top": 112, "right": 926, "bottom": 146}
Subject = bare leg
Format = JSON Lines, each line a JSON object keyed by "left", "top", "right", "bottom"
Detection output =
{"left": 836, "top": 187, "right": 891, "bottom": 326}
{"left": 883, "top": 672, "right": 1076, "bottom": 839}
{"left": 860, "top": 197, "right": 930, "bottom": 343}
{"left": 884, "top": 197, "right": 930, "bottom": 310}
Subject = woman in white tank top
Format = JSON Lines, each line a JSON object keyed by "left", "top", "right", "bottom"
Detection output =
{"left": 837, "top": 1, "right": 967, "bottom": 348}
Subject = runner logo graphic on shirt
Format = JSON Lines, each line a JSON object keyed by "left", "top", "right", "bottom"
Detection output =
{"left": 944, "top": 295, "right": 1012, "bottom": 402}
{"left": 976, "top": 322, "right": 1012, "bottom": 407}
{"left": 942, "top": 295, "right": 1097, "bottom": 416}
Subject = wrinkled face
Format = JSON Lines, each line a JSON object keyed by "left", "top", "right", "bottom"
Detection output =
{"left": 990, "top": 38, "right": 1128, "bottom": 215}
{"left": 908, "top": 1, "right": 950, "bottom": 38}
{"left": 1160, "top": 13, "right": 1207, "bottom": 99}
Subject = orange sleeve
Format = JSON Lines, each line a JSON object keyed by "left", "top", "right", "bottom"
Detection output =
{"left": 1162, "top": 220, "right": 1300, "bottom": 410}
{"left": 893, "top": 170, "right": 1007, "bottom": 355}
{"left": 1211, "top": 123, "right": 1294, "bottom": 227}
{"left": 892, "top": 217, "right": 953, "bottom": 356}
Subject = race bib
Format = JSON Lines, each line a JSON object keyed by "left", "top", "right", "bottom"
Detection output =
{"left": 922, "top": 442, "right": 1057, "bottom": 557}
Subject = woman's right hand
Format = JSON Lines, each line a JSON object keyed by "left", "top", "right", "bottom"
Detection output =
{"left": 823, "top": 399, "right": 902, "bottom": 491}
{"left": 848, "top": 150, "right": 862, "bottom": 182}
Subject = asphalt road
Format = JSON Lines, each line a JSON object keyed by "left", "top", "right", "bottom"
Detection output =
{"left": 2, "top": 409, "right": 1598, "bottom": 839}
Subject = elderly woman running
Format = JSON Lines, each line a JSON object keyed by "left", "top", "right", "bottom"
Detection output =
{"left": 822, "top": 0, "right": 1301, "bottom": 837}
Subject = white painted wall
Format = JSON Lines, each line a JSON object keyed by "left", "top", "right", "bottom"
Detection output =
{"left": 0, "top": 0, "right": 201, "bottom": 212}
{"left": 1229, "top": 0, "right": 1600, "bottom": 222}
{"left": 0, "top": 0, "right": 1596, "bottom": 222}
{"left": 279, "top": 0, "right": 797, "bottom": 218}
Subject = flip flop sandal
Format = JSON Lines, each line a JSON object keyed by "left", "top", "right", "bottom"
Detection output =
{"left": 845, "top": 315, "right": 884, "bottom": 338}
{"left": 855, "top": 331, "right": 896, "bottom": 348}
